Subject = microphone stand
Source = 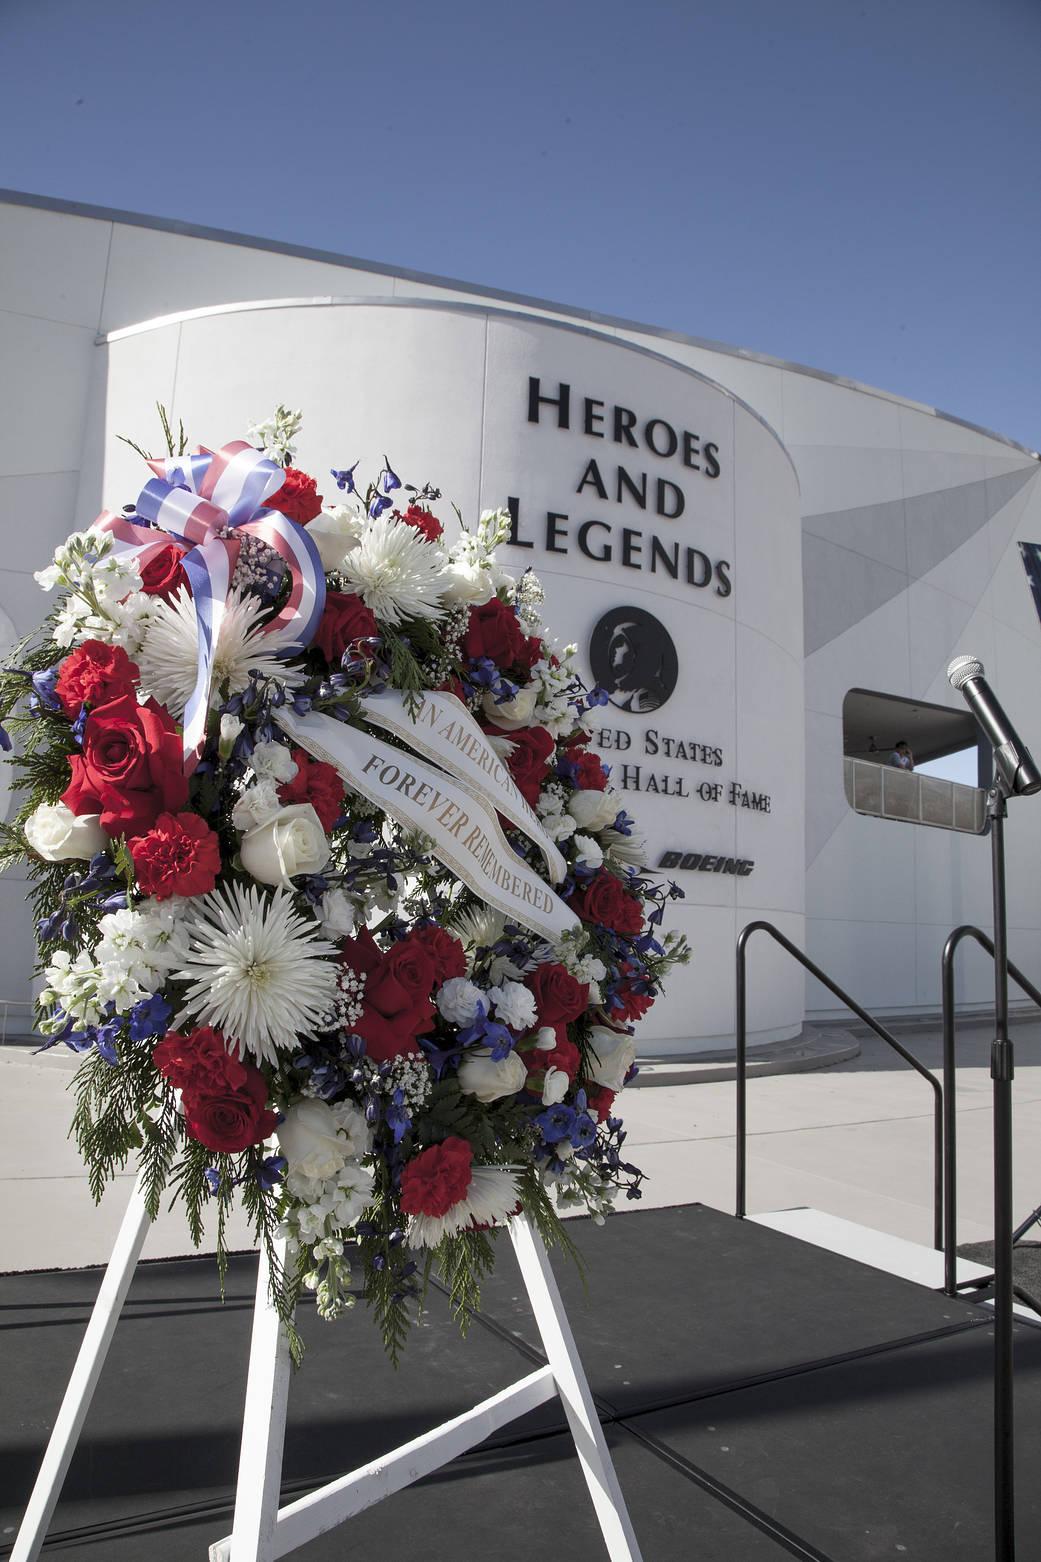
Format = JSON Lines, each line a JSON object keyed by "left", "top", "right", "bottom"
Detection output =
{"left": 987, "top": 776, "right": 1015, "bottom": 1562}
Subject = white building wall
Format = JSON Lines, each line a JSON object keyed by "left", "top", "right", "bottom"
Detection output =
{"left": 2, "top": 190, "right": 1039, "bottom": 1037}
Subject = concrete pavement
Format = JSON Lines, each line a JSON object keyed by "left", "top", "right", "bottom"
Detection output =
{"left": 4, "top": 1013, "right": 1040, "bottom": 1274}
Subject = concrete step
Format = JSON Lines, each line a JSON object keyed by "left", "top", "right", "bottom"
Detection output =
{"left": 750, "top": 1206, "right": 989, "bottom": 1291}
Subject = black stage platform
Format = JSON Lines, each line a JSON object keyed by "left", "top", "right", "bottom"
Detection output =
{"left": 3, "top": 1203, "right": 1039, "bottom": 1560}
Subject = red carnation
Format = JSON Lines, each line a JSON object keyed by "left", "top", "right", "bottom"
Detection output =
{"left": 400, "top": 1137, "right": 473, "bottom": 1217}
{"left": 62, "top": 692, "right": 189, "bottom": 840}
{"left": 267, "top": 466, "right": 324, "bottom": 524}
{"left": 55, "top": 641, "right": 139, "bottom": 718}
{"left": 573, "top": 748, "right": 610, "bottom": 791}
{"left": 138, "top": 542, "right": 190, "bottom": 602}
{"left": 523, "top": 1026, "right": 581, "bottom": 1082}
{"left": 567, "top": 868, "right": 645, "bottom": 937}
{"left": 395, "top": 504, "right": 443, "bottom": 541}
{"left": 340, "top": 927, "right": 437, "bottom": 1063}
{"left": 313, "top": 591, "right": 379, "bottom": 665}
{"left": 278, "top": 748, "right": 345, "bottom": 832}
{"left": 411, "top": 924, "right": 467, "bottom": 983}
{"left": 584, "top": 1085, "right": 617, "bottom": 1123}
{"left": 154, "top": 1026, "right": 247, "bottom": 1094}
{"left": 129, "top": 812, "right": 222, "bottom": 900}
{"left": 503, "top": 726, "right": 555, "bottom": 806}
{"left": 610, "top": 978, "right": 655, "bottom": 1024}
{"left": 153, "top": 1026, "right": 277, "bottom": 1153}
{"left": 525, "top": 962, "right": 589, "bottom": 1026}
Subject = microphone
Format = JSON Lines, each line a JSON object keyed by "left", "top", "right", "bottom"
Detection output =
{"left": 947, "top": 655, "right": 1041, "bottom": 796}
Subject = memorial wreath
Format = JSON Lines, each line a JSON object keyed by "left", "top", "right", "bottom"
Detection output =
{"left": 0, "top": 406, "right": 687, "bottom": 1362}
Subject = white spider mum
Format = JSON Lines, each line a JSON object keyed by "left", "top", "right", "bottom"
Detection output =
{"left": 135, "top": 585, "right": 306, "bottom": 717}
{"left": 337, "top": 515, "right": 447, "bottom": 626}
{"left": 175, "top": 882, "right": 338, "bottom": 1065}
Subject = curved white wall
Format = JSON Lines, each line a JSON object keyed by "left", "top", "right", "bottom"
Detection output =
{"left": 94, "top": 300, "right": 805, "bottom": 1052}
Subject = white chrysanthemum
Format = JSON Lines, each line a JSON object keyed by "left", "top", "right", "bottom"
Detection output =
{"left": 406, "top": 1165, "right": 520, "bottom": 1249}
{"left": 448, "top": 904, "right": 507, "bottom": 951}
{"left": 601, "top": 824, "right": 647, "bottom": 868}
{"left": 175, "top": 882, "right": 337, "bottom": 1065}
{"left": 337, "top": 515, "right": 448, "bottom": 626}
{"left": 135, "top": 586, "right": 306, "bottom": 717}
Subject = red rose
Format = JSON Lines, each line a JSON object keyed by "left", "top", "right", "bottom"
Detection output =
{"left": 62, "top": 692, "right": 188, "bottom": 840}
{"left": 525, "top": 962, "right": 589, "bottom": 1026}
{"left": 400, "top": 1137, "right": 473, "bottom": 1217}
{"left": 460, "top": 597, "right": 541, "bottom": 670}
{"left": 411, "top": 925, "right": 467, "bottom": 983}
{"left": 182, "top": 1072, "right": 277, "bottom": 1152}
{"left": 567, "top": 868, "right": 645, "bottom": 936}
{"left": 503, "top": 726, "right": 555, "bottom": 806}
{"left": 395, "top": 504, "right": 443, "bottom": 541}
{"left": 341, "top": 928, "right": 437, "bottom": 1063}
{"left": 573, "top": 748, "right": 610, "bottom": 791}
{"left": 278, "top": 748, "right": 345, "bottom": 832}
{"left": 523, "top": 1025, "right": 580, "bottom": 1082}
{"left": 584, "top": 1085, "right": 616, "bottom": 1123}
{"left": 55, "top": 641, "right": 139, "bottom": 717}
{"left": 267, "top": 466, "right": 324, "bottom": 524}
{"left": 313, "top": 591, "right": 379, "bottom": 665}
{"left": 138, "top": 543, "right": 190, "bottom": 602}
{"left": 129, "top": 812, "right": 222, "bottom": 900}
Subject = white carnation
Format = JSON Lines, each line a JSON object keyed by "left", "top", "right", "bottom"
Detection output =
{"left": 436, "top": 976, "right": 485, "bottom": 1026}
{"left": 250, "top": 740, "right": 299, "bottom": 783}
{"left": 488, "top": 980, "right": 537, "bottom": 1032}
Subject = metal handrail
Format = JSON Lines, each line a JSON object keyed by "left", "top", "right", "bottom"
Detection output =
{"left": 941, "top": 925, "right": 1041, "bottom": 1296}
{"left": 736, "top": 920, "right": 944, "bottom": 1251}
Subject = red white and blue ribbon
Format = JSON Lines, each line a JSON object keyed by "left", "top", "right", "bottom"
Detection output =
{"left": 94, "top": 441, "right": 326, "bottom": 769}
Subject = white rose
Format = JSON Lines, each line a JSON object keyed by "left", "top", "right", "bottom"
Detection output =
{"left": 25, "top": 802, "right": 109, "bottom": 861}
{"left": 240, "top": 803, "right": 331, "bottom": 886}
{"left": 457, "top": 1045, "right": 528, "bottom": 1104}
{"left": 586, "top": 1026, "right": 639, "bottom": 1091}
{"left": 317, "top": 886, "right": 358, "bottom": 937}
{"left": 278, "top": 1099, "right": 349, "bottom": 1181}
{"left": 441, "top": 559, "right": 497, "bottom": 607}
{"left": 481, "top": 684, "right": 538, "bottom": 731}
{"left": 567, "top": 788, "right": 620, "bottom": 832}
{"left": 306, "top": 503, "right": 366, "bottom": 572}
{"left": 542, "top": 1065, "right": 570, "bottom": 1105}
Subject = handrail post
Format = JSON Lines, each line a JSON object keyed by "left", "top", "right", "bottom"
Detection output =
{"left": 735, "top": 926, "right": 752, "bottom": 1219}
{"left": 736, "top": 920, "right": 943, "bottom": 1260}
{"left": 941, "top": 929, "right": 968, "bottom": 1296}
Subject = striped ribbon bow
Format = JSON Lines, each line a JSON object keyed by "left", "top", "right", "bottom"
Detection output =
{"left": 94, "top": 440, "right": 326, "bottom": 768}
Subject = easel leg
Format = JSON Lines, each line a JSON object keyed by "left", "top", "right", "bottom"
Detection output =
{"left": 510, "top": 1214, "right": 644, "bottom": 1562}
{"left": 11, "top": 1170, "right": 153, "bottom": 1562}
{"left": 213, "top": 1238, "right": 293, "bottom": 1562}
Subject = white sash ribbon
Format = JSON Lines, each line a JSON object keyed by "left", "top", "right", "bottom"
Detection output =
{"left": 276, "top": 707, "right": 580, "bottom": 944}
{"left": 358, "top": 689, "right": 567, "bottom": 884}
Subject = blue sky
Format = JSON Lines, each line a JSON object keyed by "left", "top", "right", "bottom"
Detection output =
{"left": 3, "top": 0, "right": 1038, "bottom": 449}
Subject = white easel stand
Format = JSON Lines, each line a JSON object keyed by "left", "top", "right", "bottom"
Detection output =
{"left": 13, "top": 1177, "right": 643, "bottom": 1562}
